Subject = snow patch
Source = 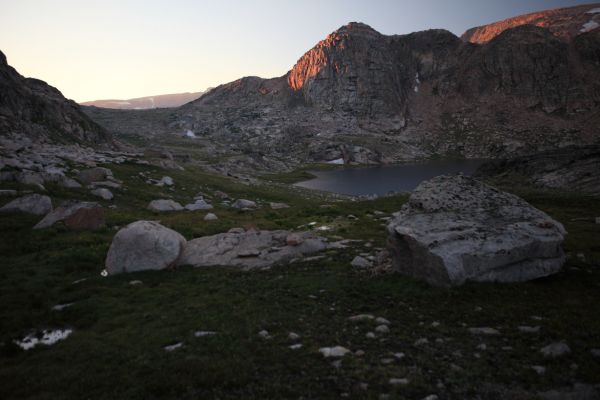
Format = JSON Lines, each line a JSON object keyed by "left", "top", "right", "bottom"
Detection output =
{"left": 185, "top": 130, "right": 196, "bottom": 138}
{"left": 327, "top": 158, "right": 344, "bottom": 165}
{"left": 414, "top": 72, "right": 420, "bottom": 93}
{"left": 15, "top": 329, "right": 73, "bottom": 350}
{"left": 586, "top": 7, "right": 600, "bottom": 14}
{"left": 581, "top": 20, "right": 600, "bottom": 32}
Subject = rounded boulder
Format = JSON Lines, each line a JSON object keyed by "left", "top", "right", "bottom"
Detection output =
{"left": 105, "top": 221, "right": 186, "bottom": 275}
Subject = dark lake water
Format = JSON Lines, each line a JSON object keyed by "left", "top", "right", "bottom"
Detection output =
{"left": 294, "top": 159, "right": 486, "bottom": 196}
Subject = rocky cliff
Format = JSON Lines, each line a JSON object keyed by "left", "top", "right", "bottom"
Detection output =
{"left": 461, "top": 3, "right": 600, "bottom": 43}
{"left": 0, "top": 50, "right": 114, "bottom": 147}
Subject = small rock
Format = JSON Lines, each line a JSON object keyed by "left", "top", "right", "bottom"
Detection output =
{"left": 185, "top": 199, "right": 213, "bottom": 211}
{"left": 204, "top": 213, "right": 218, "bottom": 221}
{"left": 375, "top": 325, "right": 390, "bottom": 334}
{"left": 468, "top": 327, "right": 500, "bottom": 335}
{"left": 157, "top": 176, "right": 174, "bottom": 186}
{"left": 422, "top": 396, "right": 439, "bottom": 400}
{"left": 51, "top": 303, "right": 74, "bottom": 311}
{"left": 414, "top": 338, "right": 429, "bottom": 346}
{"left": 286, "top": 233, "right": 304, "bottom": 246}
{"left": 476, "top": 343, "right": 487, "bottom": 351}
{"left": 148, "top": 199, "right": 184, "bottom": 212}
{"left": 351, "top": 256, "right": 372, "bottom": 268}
{"left": 289, "top": 344, "right": 303, "bottom": 350}
{"left": 375, "top": 317, "right": 390, "bottom": 325}
{"left": 348, "top": 314, "right": 375, "bottom": 322}
{"left": 258, "top": 330, "right": 271, "bottom": 340}
{"left": 541, "top": 342, "right": 571, "bottom": 358}
{"left": 431, "top": 321, "right": 441, "bottom": 327}
{"left": 164, "top": 342, "right": 183, "bottom": 352}
{"left": 355, "top": 350, "right": 365, "bottom": 357}
{"left": 531, "top": 365, "right": 546, "bottom": 375}
{"left": 389, "top": 378, "right": 409, "bottom": 385}
{"left": 91, "top": 188, "right": 113, "bottom": 200}
{"left": 288, "top": 332, "right": 300, "bottom": 341}
{"left": 319, "top": 346, "right": 351, "bottom": 358}
{"left": 366, "top": 332, "right": 376, "bottom": 339}
{"left": 194, "top": 331, "right": 217, "bottom": 337}
{"left": 394, "top": 352, "right": 405, "bottom": 359}
{"left": 129, "top": 280, "right": 143, "bottom": 286}
{"left": 518, "top": 326, "right": 541, "bottom": 333}
{"left": 232, "top": 199, "right": 257, "bottom": 209}
{"left": 270, "top": 202, "right": 290, "bottom": 209}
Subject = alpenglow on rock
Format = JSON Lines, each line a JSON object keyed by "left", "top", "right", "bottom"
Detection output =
{"left": 105, "top": 221, "right": 186, "bottom": 275}
{"left": 386, "top": 175, "right": 566, "bottom": 286}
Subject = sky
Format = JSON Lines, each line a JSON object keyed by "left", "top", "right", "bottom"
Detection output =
{"left": 0, "top": 0, "right": 594, "bottom": 102}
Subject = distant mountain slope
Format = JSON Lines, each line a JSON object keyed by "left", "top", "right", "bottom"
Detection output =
{"left": 81, "top": 91, "right": 206, "bottom": 109}
{"left": 461, "top": 3, "right": 600, "bottom": 43}
{"left": 0, "top": 50, "right": 114, "bottom": 147}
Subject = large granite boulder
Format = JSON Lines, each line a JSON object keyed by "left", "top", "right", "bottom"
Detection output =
{"left": 105, "top": 221, "right": 186, "bottom": 275}
{"left": 0, "top": 194, "right": 52, "bottom": 216}
{"left": 178, "top": 230, "right": 328, "bottom": 270}
{"left": 387, "top": 175, "right": 566, "bottom": 286}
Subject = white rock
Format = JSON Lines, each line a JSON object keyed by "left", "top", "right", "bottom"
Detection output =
{"left": 348, "top": 314, "right": 375, "bottom": 322}
{"left": 319, "top": 346, "right": 351, "bottom": 358}
{"left": 232, "top": 199, "right": 257, "bottom": 209}
{"left": 185, "top": 199, "right": 213, "bottom": 211}
{"left": 468, "top": 327, "right": 500, "bottom": 335}
{"left": 204, "top": 213, "right": 218, "bottom": 221}
{"left": 541, "top": 342, "right": 571, "bottom": 358}
{"left": 531, "top": 365, "right": 546, "bottom": 375}
{"left": 366, "top": 332, "right": 376, "bottom": 339}
{"left": 288, "top": 332, "right": 301, "bottom": 341}
{"left": 258, "top": 330, "right": 271, "bottom": 339}
{"left": 289, "top": 344, "right": 303, "bottom": 350}
{"left": 164, "top": 342, "right": 183, "bottom": 352}
{"left": 375, "top": 317, "right": 390, "bottom": 325}
{"left": 194, "top": 331, "right": 217, "bottom": 337}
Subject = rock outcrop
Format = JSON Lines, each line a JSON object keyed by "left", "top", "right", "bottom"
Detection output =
{"left": 461, "top": 3, "right": 600, "bottom": 43}
{"left": 0, "top": 50, "right": 114, "bottom": 147}
{"left": 386, "top": 175, "right": 566, "bottom": 286}
{"left": 178, "top": 230, "right": 328, "bottom": 270}
{"left": 148, "top": 199, "right": 184, "bottom": 212}
{"left": 105, "top": 221, "right": 186, "bottom": 275}
{"left": 476, "top": 145, "right": 600, "bottom": 195}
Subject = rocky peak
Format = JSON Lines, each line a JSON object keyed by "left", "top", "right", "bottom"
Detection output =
{"left": 0, "top": 50, "right": 114, "bottom": 147}
{"left": 461, "top": 3, "right": 600, "bottom": 43}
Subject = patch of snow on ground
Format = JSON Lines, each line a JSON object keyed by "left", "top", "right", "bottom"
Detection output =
{"left": 327, "top": 158, "right": 344, "bottom": 165}
{"left": 15, "top": 329, "right": 73, "bottom": 350}
{"left": 581, "top": 20, "right": 600, "bottom": 32}
{"left": 185, "top": 130, "right": 196, "bottom": 138}
{"left": 586, "top": 7, "right": 600, "bottom": 14}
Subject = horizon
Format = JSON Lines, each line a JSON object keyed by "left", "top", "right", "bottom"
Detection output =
{"left": 0, "top": 0, "right": 595, "bottom": 102}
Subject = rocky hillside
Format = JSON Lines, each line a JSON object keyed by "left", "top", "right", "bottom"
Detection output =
{"left": 84, "top": 4, "right": 600, "bottom": 170}
{"left": 461, "top": 3, "right": 600, "bottom": 43}
{"left": 81, "top": 91, "right": 206, "bottom": 109}
{"left": 0, "top": 50, "right": 114, "bottom": 147}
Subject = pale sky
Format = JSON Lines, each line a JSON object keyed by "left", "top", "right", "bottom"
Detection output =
{"left": 0, "top": 0, "right": 594, "bottom": 102}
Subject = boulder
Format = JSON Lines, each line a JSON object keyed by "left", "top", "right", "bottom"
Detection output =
{"left": 105, "top": 221, "right": 186, "bottom": 274}
{"left": 232, "top": 199, "right": 257, "bottom": 209}
{"left": 184, "top": 199, "right": 213, "bottom": 211}
{"left": 148, "top": 199, "right": 184, "bottom": 212}
{"left": 64, "top": 206, "right": 105, "bottom": 230}
{"left": 0, "top": 194, "right": 52, "bottom": 216}
{"left": 156, "top": 176, "right": 174, "bottom": 186}
{"left": 204, "top": 213, "right": 218, "bottom": 221}
{"left": 91, "top": 188, "right": 113, "bottom": 200}
{"left": 34, "top": 201, "right": 103, "bottom": 229}
{"left": 58, "top": 177, "right": 82, "bottom": 189}
{"left": 16, "top": 171, "right": 45, "bottom": 187}
{"left": 178, "top": 230, "right": 328, "bottom": 269}
{"left": 387, "top": 175, "right": 566, "bottom": 286}
{"left": 76, "top": 167, "right": 112, "bottom": 185}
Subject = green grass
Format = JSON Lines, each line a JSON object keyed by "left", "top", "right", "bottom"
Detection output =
{"left": 1, "top": 163, "right": 599, "bottom": 399}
